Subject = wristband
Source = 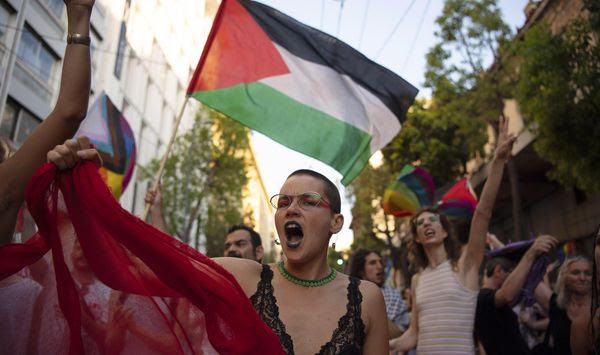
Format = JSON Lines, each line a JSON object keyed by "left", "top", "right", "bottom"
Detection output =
{"left": 67, "top": 33, "right": 91, "bottom": 46}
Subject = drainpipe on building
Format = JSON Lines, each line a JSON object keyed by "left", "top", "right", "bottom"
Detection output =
{"left": 0, "top": 0, "right": 29, "bottom": 129}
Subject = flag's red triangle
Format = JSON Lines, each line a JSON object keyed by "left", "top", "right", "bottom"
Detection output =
{"left": 188, "top": 0, "right": 289, "bottom": 92}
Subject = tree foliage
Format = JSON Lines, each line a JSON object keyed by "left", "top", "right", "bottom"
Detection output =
{"left": 141, "top": 107, "right": 250, "bottom": 256}
{"left": 382, "top": 0, "right": 514, "bottom": 188}
{"left": 351, "top": 0, "right": 514, "bottom": 283}
{"left": 425, "top": 0, "right": 511, "bottom": 90}
{"left": 347, "top": 162, "right": 413, "bottom": 283}
{"left": 382, "top": 99, "right": 486, "bottom": 187}
{"left": 347, "top": 162, "right": 395, "bottom": 252}
{"left": 514, "top": 2, "right": 600, "bottom": 193}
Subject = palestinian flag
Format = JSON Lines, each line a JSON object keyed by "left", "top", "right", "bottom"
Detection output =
{"left": 187, "top": 0, "right": 418, "bottom": 185}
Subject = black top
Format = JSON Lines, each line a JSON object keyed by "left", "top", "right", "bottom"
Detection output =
{"left": 250, "top": 264, "right": 365, "bottom": 355}
{"left": 547, "top": 293, "right": 572, "bottom": 355}
{"left": 474, "top": 288, "right": 531, "bottom": 355}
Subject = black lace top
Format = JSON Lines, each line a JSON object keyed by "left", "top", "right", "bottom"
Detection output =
{"left": 250, "top": 264, "right": 365, "bottom": 355}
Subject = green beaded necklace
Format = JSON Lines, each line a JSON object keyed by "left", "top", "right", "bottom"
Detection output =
{"left": 278, "top": 261, "right": 337, "bottom": 287}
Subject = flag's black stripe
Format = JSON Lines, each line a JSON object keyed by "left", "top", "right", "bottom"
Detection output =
{"left": 240, "top": 0, "right": 418, "bottom": 123}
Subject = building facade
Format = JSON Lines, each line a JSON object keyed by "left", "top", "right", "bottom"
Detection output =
{"left": 0, "top": 0, "right": 279, "bottom": 254}
{"left": 471, "top": 0, "right": 600, "bottom": 253}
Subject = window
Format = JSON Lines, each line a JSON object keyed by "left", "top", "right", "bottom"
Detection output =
{"left": 90, "top": 27, "right": 101, "bottom": 71}
{"left": 0, "top": 99, "right": 17, "bottom": 137}
{"left": 114, "top": 0, "right": 131, "bottom": 79}
{"left": 17, "top": 25, "right": 56, "bottom": 83}
{"left": 40, "top": 0, "right": 64, "bottom": 19}
{"left": 0, "top": 2, "right": 12, "bottom": 42}
{"left": 13, "top": 110, "right": 40, "bottom": 146}
{"left": 0, "top": 99, "right": 40, "bottom": 146}
{"left": 114, "top": 22, "right": 126, "bottom": 79}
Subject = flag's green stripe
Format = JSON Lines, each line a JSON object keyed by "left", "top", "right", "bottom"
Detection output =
{"left": 190, "top": 82, "right": 371, "bottom": 185}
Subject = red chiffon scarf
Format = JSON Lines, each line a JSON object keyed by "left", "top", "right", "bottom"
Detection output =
{"left": 0, "top": 162, "right": 283, "bottom": 354}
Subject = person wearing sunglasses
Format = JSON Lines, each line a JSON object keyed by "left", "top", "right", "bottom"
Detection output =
{"left": 390, "top": 116, "right": 516, "bottom": 354}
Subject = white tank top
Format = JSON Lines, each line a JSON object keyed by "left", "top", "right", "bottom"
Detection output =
{"left": 415, "top": 260, "right": 477, "bottom": 354}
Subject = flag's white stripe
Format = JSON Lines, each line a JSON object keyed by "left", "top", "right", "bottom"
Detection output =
{"left": 259, "top": 44, "right": 401, "bottom": 153}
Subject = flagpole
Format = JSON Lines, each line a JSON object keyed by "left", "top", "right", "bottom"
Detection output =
{"left": 141, "top": 0, "right": 228, "bottom": 221}
{"left": 142, "top": 97, "right": 190, "bottom": 221}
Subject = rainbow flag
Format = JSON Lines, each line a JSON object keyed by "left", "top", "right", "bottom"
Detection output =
{"left": 382, "top": 165, "right": 435, "bottom": 217}
{"left": 557, "top": 241, "right": 575, "bottom": 261}
{"left": 438, "top": 177, "right": 478, "bottom": 218}
{"left": 75, "top": 92, "right": 136, "bottom": 199}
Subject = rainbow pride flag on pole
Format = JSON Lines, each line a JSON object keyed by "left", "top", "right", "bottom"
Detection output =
{"left": 76, "top": 92, "right": 136, "bottom": 199}
{"left": 186, "top": 0, "right": 417, "bottom": 185}
{"left": 382, "top": 167, "right": 478, "bottom": 218}
{"left": 382, "top": 165, "right": 435, "bottom": 217}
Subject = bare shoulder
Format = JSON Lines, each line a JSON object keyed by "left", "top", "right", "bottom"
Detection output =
{"left": 358, "top": 278, "right": 384, "bottom": 300}
{"left": 355, "top": 277, "right": 388, "bottom": 353}
{"left": 339, "top": 273, "right": 384, "bottom": 308}
{"left": 212, "top": 257, "right": 262, "bottom": 297}
{"left": 356, "top": 278, "right": 386, "bottom": 328}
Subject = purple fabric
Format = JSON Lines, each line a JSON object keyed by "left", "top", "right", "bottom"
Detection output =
{"left": 522, "top": 255, "right": 549, "bottom": 306}
{"left": 486, "top": 239, "right": 548, "bottom": 306}
{"left": 486, "top": 240, "right": 533, "bottom": 258}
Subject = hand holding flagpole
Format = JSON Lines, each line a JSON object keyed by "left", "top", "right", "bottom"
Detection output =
{"left": 142, "top": 98, "right": 189, "bottom": 221}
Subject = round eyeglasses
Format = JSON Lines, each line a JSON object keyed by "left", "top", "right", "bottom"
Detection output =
{"left": 415, "top": 214, "right": 440, "bottom": 226}
{"left": 270, "top": 192, "right": 331, "bottom": 210}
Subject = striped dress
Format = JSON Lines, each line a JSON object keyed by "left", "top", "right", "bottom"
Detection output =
{"left": 415, "top": 260, "right": 477, "bottom": 354}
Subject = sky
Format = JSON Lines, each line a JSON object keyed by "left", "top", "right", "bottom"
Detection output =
{"left": 250, "top": 0, "right": 530, "bottom": 250}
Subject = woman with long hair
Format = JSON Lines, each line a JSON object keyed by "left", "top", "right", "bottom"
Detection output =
{"left": 536, "top": 254, "right": 592, "bottom": 355}
{"left": 390, "top": 117, "right": 515, "bottom": 354}
{"left": 571, "top": 225, "right": 600, "bottom": 355}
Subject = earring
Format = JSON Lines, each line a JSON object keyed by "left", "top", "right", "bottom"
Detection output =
{"left": 331, "top": 235, "right": 338, "bottom": 250}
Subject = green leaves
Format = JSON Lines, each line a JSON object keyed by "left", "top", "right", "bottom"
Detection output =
{"left": 141, "top": 106, "right": 251, "bottom": 255}
{"left": 515, "top": 16, "right": 600, "bottom": 193}
{"left": 427, "top": 0, "right": 511, "bottom": 89}
{"left": 350, "top": 0, "right": 512, "bottom": 254}
{"left": 382, "top": 99, "right": 486, "bottom": 186}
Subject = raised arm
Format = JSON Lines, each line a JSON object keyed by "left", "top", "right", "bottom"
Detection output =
{"left": 145, "top": 185, "right": 169, "bottom": 233}
{"left": 494, "top": 235, "right": 557, "bottom": 307}
{"left": 461, "top": 117, "right": 515, "bottom": 281}
{"left": 0, "top": 0, "right": 94, "bottom": 244}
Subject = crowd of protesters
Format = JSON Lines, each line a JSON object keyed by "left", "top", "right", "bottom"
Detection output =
{"left": 2, "top": 1, "right": 600, "bottom": 354}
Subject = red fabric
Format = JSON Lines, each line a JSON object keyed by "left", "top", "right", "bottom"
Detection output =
{"left": 0, "top": 162, "right": 284, "bottom": 354}
{"left": 186, "top": 0, "right": 289, "bottom": 93}
{"left": 441, "top": 178, "right": 477, "bottom": 205}
{"left": 15, "top": 207, "right": 24, "bottom": 233}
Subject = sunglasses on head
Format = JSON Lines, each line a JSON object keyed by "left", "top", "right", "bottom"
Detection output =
{"left": 415, "top": 214, "right": 440, "bottom": 226}
{"left": 269, "top": 192, "right": 331, "bottom": 210}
